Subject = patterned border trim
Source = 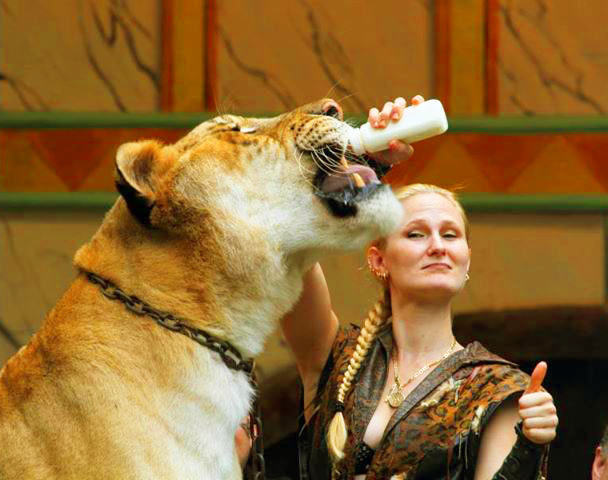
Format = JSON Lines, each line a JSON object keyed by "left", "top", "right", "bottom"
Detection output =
{"left": 2, "top": 192, "right": 608, "bottom": 213}
{"left": 0, "top": 112, "right": 216, "bottom": 129}
{"left": 485, "top": 0, "right": 500, "bottom": 114}
{"left": 160, "top": 0, "right": 174, "bottom": 111}
{"left": 204, "top": 0, "right": 218, "bottom": 111}
{"left": 434, "top": 0, "right": 451, "bottom": 112}
{"left": 446, "top": 116, "right": 608, "bottom": 133}
{"left": 160, "top": 0, "right": 205, "bottom": 112}
{"left": 3, "top": 112, "right": 608, "bottom": 132}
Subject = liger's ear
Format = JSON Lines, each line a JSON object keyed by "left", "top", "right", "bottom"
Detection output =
{"left": 115, "top": 140, "right": 169, "bottom": 227}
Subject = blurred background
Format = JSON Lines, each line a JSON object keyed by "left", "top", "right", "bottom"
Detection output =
{"left": 1, "top": 1, "right": 608, "bottom": 478}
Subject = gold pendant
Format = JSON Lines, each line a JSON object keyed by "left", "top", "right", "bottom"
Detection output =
{"left": 385, "top": 382, "right": 405, "bottom": 408}
{"left": 387, "top": 390, "right": 405, "bottom": 408}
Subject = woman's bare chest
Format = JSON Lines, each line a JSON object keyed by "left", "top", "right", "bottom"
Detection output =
{"left": 362, "top": 370, "right": 427, "bottom": 449}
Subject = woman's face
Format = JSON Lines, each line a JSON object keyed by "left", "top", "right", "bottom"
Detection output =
{"left": 373, "top": 192, "right": 470, "bottom": 303}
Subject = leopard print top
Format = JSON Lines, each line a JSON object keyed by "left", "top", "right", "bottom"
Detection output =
{"left": 298, "top": 323, "right": 549, "bottom": 480}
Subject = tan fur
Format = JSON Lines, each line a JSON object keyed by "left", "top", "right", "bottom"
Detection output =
{"left": 0, "top": 99, "right": 403, "bottom": 479}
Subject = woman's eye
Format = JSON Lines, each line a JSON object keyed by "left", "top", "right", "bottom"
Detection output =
{"left": 443, "top": 232, "right": 458, "bottom": 239}
{"left": 407, "top": 231, "right": 424, "bottom": 238}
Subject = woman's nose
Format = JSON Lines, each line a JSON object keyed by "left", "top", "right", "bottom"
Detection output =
{"left": 427, "top": 234, "right": 446, "bottom": 255}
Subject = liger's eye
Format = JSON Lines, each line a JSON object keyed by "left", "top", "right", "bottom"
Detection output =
{"left": 230, "top": 125, "right": 257, "bottom": 134}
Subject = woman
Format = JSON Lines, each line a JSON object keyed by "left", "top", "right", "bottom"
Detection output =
{"left": 281, "top": 97, "right": 558, "bottom": 479}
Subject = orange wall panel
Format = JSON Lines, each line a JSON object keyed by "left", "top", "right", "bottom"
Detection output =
{"left": 497, "top": 0, "right": 608, "bottom": 114}
{"left": 215, "top": 0, "right": 434, "bottom": 113}
{"left": 0, "top": 0, "right": 161, "bottom": 112}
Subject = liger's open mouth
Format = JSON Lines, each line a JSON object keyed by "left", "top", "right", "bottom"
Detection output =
{"left": 312, "top": 143, "right": 392, "bottom": 217}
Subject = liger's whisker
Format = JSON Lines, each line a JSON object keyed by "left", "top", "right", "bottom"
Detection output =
{"left": 296, "top": 151, "right": 322, "bottom": 193}
{"left": 313, "top": 149, "right": 343, "bottom": 175}
{"left": 310, "top": 151, "right": 344, "bottom": 177}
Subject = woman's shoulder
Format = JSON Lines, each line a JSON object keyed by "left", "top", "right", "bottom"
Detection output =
{"left": 457, "top": 341, "right": 531, "bottom": 398}
{"left": 462, "top": 341, "right": 517, "bottom": 365}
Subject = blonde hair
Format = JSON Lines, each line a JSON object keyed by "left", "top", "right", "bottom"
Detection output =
{"left": 326, "top": 289, "right": 391, "bottom": 461}
{"left": 326, "top": 183, "right": 469, "bottom": 464}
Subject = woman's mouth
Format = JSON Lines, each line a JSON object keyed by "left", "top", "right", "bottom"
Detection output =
{"left": 422, "top": 263, "right": 452, "bottom": 270}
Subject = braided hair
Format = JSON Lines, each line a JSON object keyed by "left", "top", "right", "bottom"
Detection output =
{"left": 326, "top": 288, "right": 391, "bottom": 461}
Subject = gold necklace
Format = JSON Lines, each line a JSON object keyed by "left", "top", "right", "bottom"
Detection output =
{"left": 385, "top": 338, "right": 457, "bottom": 408}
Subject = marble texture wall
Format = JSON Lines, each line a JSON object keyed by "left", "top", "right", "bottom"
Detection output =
{"left": 0, "top": 0, "right": 161, "bottom": 111}
{"left": 0, "top": 211, "right": 103, "bottom": 364}
{"left": 215, "top": 0, "right": 434, "bottom": 114}
{"left": 3, "top": 1, "right": 608, "bottom": 115}
{"left": 497, "top": 0, "right": 608, "bottom": 114}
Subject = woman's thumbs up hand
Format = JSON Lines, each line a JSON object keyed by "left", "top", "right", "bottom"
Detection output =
{"left": 518, "top": 361, "right": 558, "bottom": 444}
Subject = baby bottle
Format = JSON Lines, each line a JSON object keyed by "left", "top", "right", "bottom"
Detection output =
{"left": 347, "top": 99, "right": 448, "bottom": 155}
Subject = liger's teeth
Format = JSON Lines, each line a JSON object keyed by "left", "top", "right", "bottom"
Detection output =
{"left": 352, "top": 173, "right": 365, "bottom": 188}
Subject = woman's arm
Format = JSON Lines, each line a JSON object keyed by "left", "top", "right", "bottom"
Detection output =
{"left": 280, "top": 263, "right": 339, "bottom": 418}
{"left": 474, "top": 362, "right": 557, "bottom": 480}
{"left": 474, "top": 397, "right": 520, "bottom": 480}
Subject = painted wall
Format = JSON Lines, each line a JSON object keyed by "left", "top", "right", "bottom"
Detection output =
{"left": 0, "top": 0, "right": 161, "bottom": 112}
{"left": 497, "top": 0, "right": 608, "bottom": 114}
{"left": 3, "top": 1, "right": 608, "bottom": 194}
{"left": 3, "top": 0, "right": 608, "bottom": 116}
{"left": 1, "top": 208, "right": 604, "bottom": 376}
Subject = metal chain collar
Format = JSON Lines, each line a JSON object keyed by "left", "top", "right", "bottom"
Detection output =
{"left": 86, "top": 272, "right": 253, "bottom": 374}
{"left": 86, "top": 272, "right": 266, "bottom": 479}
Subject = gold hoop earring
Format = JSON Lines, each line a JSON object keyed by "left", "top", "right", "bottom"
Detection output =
{"left": 368, "top": 257, "right": 388, "bottom": 281}
{"left": 466, "top": 273, "right": 470, "bottom": 281}
{"left": 367, "top": 258, "right": 376, "bottom": 275}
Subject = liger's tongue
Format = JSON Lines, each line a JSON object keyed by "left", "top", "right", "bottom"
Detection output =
{"left": 320, "top": 158, "right": 380, "bottom": 193}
